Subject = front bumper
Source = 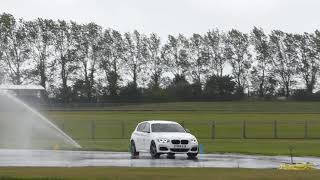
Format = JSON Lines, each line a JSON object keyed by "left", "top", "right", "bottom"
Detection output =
{"left": 156, "top": 142, "right": 198, "bottom": 154}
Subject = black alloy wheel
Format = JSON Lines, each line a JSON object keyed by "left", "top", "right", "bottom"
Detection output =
{"left": 150, "top": 141, "right": 160, "bottom": 159}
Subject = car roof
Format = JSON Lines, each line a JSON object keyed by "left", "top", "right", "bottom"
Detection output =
{"left": 140, "top": 120, "right": 179, "bottom": 124}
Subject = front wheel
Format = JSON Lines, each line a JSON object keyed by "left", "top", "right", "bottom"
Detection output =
{"left": 150, "top": 141, "right": 160, "bottom": 159}
{"left": 130, "top": 141, "right": 139, "bottom": 158}
{"left": 187, "top": 153, "right": 198, "bottom": 159}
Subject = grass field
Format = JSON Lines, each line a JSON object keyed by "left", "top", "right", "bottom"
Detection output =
{"left": 39, "top": 101, "right": 320, "bottom": 156}
{"left": 0, "top": 167, "right": 319, "bottom": 180}
{"left": 48, "top": 101, "right": 320, "bottom": 113}
{"left": 0, "top": 101, "right": 320, "bottom": 179}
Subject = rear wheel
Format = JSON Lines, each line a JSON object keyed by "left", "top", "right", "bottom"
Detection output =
{"left": 150, "top": 141, "right": 160, "bottom": 159}
{"left": 130, "top": 140, "right": 139, "bottom": 158}
{"left": 187, "top": 153, "right": 198, "bottom": 159}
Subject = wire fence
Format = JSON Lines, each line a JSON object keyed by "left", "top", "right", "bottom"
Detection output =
{"left": 56, "top": 120, "right": 320, "bottom": 140}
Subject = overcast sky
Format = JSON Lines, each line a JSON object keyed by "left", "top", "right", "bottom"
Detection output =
{"left": 1, "top": 0, "right": 320, "bottom": 39}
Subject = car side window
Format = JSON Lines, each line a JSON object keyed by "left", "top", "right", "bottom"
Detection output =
{"left": 142, "top": 123, "right": 150, "bottom": 133}
{"left": 137, "top": 123, "right": 145, "bottom": 132}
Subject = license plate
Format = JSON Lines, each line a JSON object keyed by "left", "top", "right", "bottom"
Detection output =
{"left": 174, "top": 144, "right": 187, "bottom": 148}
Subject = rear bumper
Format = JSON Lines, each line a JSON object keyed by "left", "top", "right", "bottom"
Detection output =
{"left": 156, "top": 143, "right": 198, "bottom": 154}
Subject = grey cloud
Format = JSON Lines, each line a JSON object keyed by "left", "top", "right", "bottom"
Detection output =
{"left": 0, "top": 0, "right": 319, "bottom": 39}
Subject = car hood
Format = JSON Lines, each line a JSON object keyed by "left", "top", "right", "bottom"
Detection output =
{"left": 151, "top": 132, "right": 196, "bottom": 140}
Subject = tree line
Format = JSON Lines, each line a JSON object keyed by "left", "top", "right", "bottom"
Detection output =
{"left": 1, "top": 13, "right": 320, "bottom": 102}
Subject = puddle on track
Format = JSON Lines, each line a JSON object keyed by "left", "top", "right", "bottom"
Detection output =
{"left": 0, "top": 149, "right": 319, "bottom": 169}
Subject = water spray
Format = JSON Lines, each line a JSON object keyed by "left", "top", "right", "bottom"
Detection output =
{"left": 0, "top": 90, "right": 81, "bottom": 149}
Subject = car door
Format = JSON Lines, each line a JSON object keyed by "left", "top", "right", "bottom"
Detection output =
{"left": 134, "top": 123, "right": 145, "bottom": 151}
{"left": 141, "top": 122, "right": 151, "bottom": 151}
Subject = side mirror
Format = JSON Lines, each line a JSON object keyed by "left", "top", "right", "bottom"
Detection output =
{"left": 185, "top": 129, "right": 190, "bottom": 133}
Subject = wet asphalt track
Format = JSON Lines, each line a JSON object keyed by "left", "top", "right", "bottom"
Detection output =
{"left": 0, "top": 149, "right": 319, "bottom": 169}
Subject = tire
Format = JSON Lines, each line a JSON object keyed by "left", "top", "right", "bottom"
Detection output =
{"left": 150, "top": 141, "right": 160, "bottom": 159}
{"left": 130, "top": 140, "right": 139, "bottom": 158}
{"left": 187, "top": 153, "right": 198, "bottom": 159}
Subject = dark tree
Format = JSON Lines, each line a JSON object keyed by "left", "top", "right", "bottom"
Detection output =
{"left": 52, "top": 20, "right": 78, "bottom": 102}
{"left": 250, "top": 27, "right": 272, "bottom": 97}
{"left": 0, "top": 13, "right": 30, "bottom": 85}
{"left": 269, "top": 31, "right": 298, "bottom": 97}
{"left": 146, "top": 33, "right": 166, "bottom": 91}
{"left": 189, "top": 33, "right": 209, "bottom": 87}
{"left": 225, "top": 29, "right": 252, "bottom": 95}
{"left": 25, "top": 18, "right": 55, "bottom": 88}
{"left": 294, "top": 32, "right": 319, "bottom": 94}
{"left": 166, "top": 74, "right": 192, "bottom": 99}
{"left": 2, "top": 13, "right": 320, "bottom": 102}
{"left": 72, "top": 22, "right": 102, "bottom": 101}
{"left": 162, "top": 34, "right": 190, "bottom": 77}
{"left": 99, "top": 29, "right": 125, "bottom": 96}
{"left": 204, "top": 29, "right": 227, "bottom": 77}
{"left": 204, "top": 75, "right": 235, "bottom": 96}
{"left": 123, "top": 30, "right": 148, "bottom": 89}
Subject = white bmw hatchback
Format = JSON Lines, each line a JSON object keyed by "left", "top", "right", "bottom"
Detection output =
{"left": 130, "top": 120, "right": 198, "bottom": 159}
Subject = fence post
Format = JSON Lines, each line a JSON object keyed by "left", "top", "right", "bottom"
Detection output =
{"left": 274, "top": 120, "right": 278, "bottom": 139}
{"left": 211, "top": 121, "right": 215, "bottom": 140}
{"left": 242, "top": 120, "right": 246, "bottom": 139}
{"left": 91, "top": 120, "right": 96, "bottom": 140}
{"left": 61, "top": 121, "right": 65, "bottom": 132}
{"left": 304, "top": 120, "right": 308, "bottom": 139}
{"left": 121, "top": 121, "right": 125, "bottom": 139}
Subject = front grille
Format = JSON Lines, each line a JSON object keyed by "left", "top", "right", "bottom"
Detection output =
{"left": 171, "top": 140, "right": 180, "bottom": 144}
{"left": 181, "top": 140, "right": 189, "bottom": 144}
{"left": 170, "top": 148, "right": 189, "bottom": 152}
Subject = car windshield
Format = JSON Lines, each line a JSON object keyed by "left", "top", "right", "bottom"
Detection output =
{"left": 151, "top": 123, "right": 185, "bottom": 133}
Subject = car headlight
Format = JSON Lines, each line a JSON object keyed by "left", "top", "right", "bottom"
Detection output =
{"left": 191, "top": 139, "right": 198, "bottom": 143}
{"left": 157, "top": 138, "right": 169, "bottom": 143}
